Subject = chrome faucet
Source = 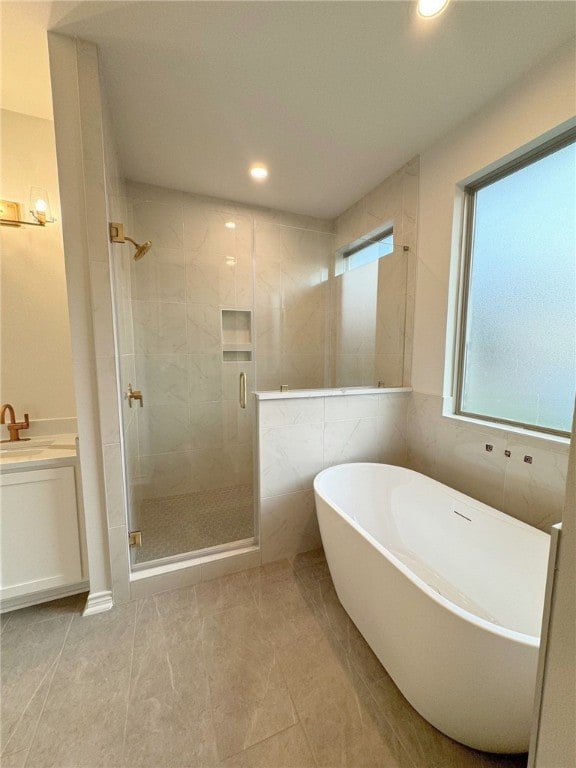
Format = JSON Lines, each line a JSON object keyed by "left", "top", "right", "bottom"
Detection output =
{"left": 0, "top": 403, "right": 30, "bottom": 442}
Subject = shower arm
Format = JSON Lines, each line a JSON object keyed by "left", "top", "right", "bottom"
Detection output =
{"left": 109, "top": 222, "right": 152, "bottom": 260}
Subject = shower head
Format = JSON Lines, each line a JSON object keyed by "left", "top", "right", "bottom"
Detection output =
{"left": 126, "top": 237, "right": 152, "bottom": 260}
{"left": 108, "top": 222, "right": 152, "bottom": 260}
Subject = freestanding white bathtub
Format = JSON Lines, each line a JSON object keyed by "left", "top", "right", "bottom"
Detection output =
{"left": 313, "top": 463, "right": 551, "bottom": 754}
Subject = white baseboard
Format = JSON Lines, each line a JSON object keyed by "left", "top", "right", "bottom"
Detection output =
{"left": 82, "top": 590, "right": 114, "bottom": 616}
{"left": 0, "top": 581, "right": 89, "bottom": 614}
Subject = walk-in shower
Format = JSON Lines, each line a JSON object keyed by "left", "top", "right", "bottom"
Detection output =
{"left": 110, "top": 185, "right": 335, "bottom": 570}
{"left": 108, "top": 185, "right": 410, "bottom": 571}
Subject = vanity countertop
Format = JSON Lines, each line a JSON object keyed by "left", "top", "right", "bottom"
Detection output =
{"left": 0, "top": 434, "right": 78, "bottom": 472}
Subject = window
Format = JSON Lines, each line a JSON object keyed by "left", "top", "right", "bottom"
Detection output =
{"left": 335, "top": 228, "right": 393, "bottom": 276}
{"left": 457, "top": 129, "right": 576, "bottom": 436}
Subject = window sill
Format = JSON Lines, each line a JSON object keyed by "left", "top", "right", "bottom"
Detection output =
{"left": 441, "top": 399, "right": 571, "bottom": 449}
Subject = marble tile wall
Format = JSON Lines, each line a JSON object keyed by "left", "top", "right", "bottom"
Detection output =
{"left": 254, "top": 220, "right": 333, "bottom": 390}
{"left": 406, "top": 392, "right": 570, "bottom": 531}
{"left": 257, "top": 391, "right": 409, "bottom": 563}
{"left": 125, "top": 182, "right": 334, "bottom": 503}
{"left": 331, "top": 157, "right": 419, "bottom": 388}
{"left": 127, "top": 184, "right": 254, "bottom": 501}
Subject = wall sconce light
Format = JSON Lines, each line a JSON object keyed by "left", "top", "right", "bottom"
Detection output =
{"left": 0, "top": 187, "right": 55, "bottom": 227}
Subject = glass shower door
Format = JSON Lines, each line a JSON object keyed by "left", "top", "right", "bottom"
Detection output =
{"left": 112, "top": 191, "right": 255, "bottom": 567}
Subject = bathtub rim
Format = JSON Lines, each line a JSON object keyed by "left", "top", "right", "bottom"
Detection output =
{"left": 314, "top": 462, "right": 548, "bottom": 648}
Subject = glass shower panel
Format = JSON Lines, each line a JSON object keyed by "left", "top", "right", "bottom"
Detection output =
{"left": 331, "top": 244, "right": 408, "bottom": 387}
{"left": 253, "top": 221, "right": 333, "bottom": 390}
{"left": 110, "top": 227, "right": 140, "bottom": 567}
{"left": 114, "top": 189, "right": 256, "bottom": 566}
{"left": 331, "top": 259, "right": 379, "bottom": 386}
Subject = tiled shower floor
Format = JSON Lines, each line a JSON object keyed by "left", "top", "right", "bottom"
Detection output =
{"left": 135, "top": 484, "right": 254, "bottom": 563}
{"left": 1, "top": 549, "right": 528, "bottom": 768}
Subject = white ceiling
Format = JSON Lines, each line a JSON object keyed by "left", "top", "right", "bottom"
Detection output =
{"left": 2, "top": 1, "right": 575, "bottom": 218}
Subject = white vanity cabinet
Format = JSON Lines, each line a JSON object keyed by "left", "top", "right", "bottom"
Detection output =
{"left": 0, "top": 465, "right": 83, "bottom": 603}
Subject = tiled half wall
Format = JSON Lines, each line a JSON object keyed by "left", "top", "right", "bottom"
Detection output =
{"left": 257, "top": 390, "right": 410, "bottom": 563}
{"left": 256, "top": 388, "right": 569, "bottom": 571}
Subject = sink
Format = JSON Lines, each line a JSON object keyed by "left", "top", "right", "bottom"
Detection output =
{"left": 0, "top": 448, "right": 45, "bottom": 459}
{"left": 0, "top": 439, "right": 54, "bottom": 452}
{"left": 0, "top": 435, "right": 76, "bottom": 465}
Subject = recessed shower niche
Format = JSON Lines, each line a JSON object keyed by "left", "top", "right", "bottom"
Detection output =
{"left": 221, "top": 309, "right": 252, "bottom": 362}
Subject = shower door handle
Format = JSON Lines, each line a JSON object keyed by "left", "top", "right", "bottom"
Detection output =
{"left": 239, "top": 372, "right": 246, "bottom": 409}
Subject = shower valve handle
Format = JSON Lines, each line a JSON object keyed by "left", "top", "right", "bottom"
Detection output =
{"left": 126, "top": 383, "right": 144, "bottom": 408}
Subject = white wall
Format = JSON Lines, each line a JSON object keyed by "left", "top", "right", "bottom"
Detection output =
{"left": 413, "top": 40, "right": 575, "bottom": 398}
{"left": 48, "top": 35, "right": 114, "bottom": 613}
{"left": 404, "top": 41, "right": 574, "bottom": 532}
{"left": 0, "top": 109, "right": 76, "bottom": 427}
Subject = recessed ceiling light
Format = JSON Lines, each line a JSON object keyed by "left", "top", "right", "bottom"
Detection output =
{"left": 417, "top": 0, "right": 450, "bottom": 18}
{"left": 250, "top": 163, "right": 268, "bottom": 181}
{"left": 225, "top": 221, "right": 236, "bottom": 229}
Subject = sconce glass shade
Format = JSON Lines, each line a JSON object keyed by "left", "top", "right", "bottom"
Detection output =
{"left": 29, "top": 187, "right": 52, "bottom": 224}
{"left": 417, "top": 0, "right": 450, "bottom": 17}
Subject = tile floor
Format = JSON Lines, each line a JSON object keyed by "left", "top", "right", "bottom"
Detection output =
{"left": 135, "top": 485, "right": 254, "bottom": 563}
{"left": 1, "top": 549, "right": 528, "bottom": 768}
